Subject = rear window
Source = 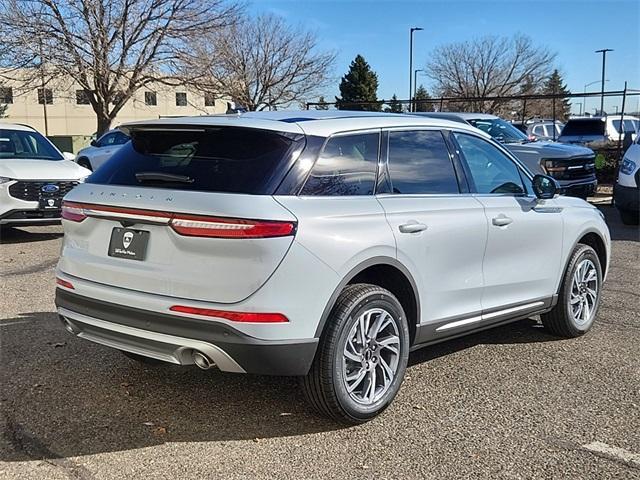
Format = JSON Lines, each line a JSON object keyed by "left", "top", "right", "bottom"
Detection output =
{"left": 561, "top": 120, "right": 605, "bottom": 136}
{"left": 87, "top": 127, "right": 302, "bottom": 194}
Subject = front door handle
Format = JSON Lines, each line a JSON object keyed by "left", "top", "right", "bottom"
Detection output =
{"left": 399, "top": 222, "right": 428, "bottom": 234}
{"left": 492, "top": 214, "right": 513, "bottom": 227}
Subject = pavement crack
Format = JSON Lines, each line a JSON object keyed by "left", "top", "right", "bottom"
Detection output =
{"left": 2, "top": 414, "right": 93, "bottom": 480}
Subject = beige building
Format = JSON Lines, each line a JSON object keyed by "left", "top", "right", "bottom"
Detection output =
{"left": 0, "top": 74, "right": 228, "bottom": 136}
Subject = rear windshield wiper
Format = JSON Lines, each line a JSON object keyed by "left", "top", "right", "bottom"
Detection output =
{"left": 135, "top": 172, "right": 194, "bottom": 184}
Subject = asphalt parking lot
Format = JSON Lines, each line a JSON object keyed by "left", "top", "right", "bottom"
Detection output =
{"left": 0, "top": 205, "right": 638, "bottom": 480}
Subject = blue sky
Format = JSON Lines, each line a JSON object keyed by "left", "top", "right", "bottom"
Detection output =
{"left": 248, "top": 0, "right": 640, "bottom": 113}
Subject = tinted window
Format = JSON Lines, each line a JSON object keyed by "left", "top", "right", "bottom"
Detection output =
{"left": 0, "top": 129, "right": 62, "bottom": 161}
{"left": 454, "top": 133, "right": 525, "bottom": 195}
{"left": 98, "top": 133, "right": 116, "bottom": 147}
{"left": 301, "top": 133, "right": 378, "bottom": 196}
{"left": 561, "top": 120, "right": 605, "bottom": 136}
{"left": 88, "top": 127, "right": 302, "bottom": 194}
{"left": 612, "top": 119, "right": 639, "bottom": 134}
{"left": 386, "top": 130, "right": 458, "bottom": 194}
{"left": 113, "top": 131, "right": 130, "bottom": 145}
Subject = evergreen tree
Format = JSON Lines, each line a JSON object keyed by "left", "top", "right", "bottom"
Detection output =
{"left": 543, "top": 70, "right": 571, "bottom": 121}
{"left": 314, "top": 96, "right": 330, "bottom": 110}
{"left": 386, "top": 94, "right": 403, "bottom": 113}
{"left": 336, "top": 55, "right": 381, "bottom": 111}
{"left": 413, "top": 85, "right": 434, "bottom": 112}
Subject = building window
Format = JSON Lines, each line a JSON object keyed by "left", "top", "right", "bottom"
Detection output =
{"left": 76, "top": 89, "right": 90, "bottom": 105}
{"left": 204, "top": 92, "right": 216, "bottom": 107}
{"left": 37, "top": 88, "right": 53, "bottom": 105}
{"left": 0, "top": 87, "right": 13, "bottom": 104}
{"left": 175, "top": 92, "right": 187, "bottom": 106}
{"left": 145, "top": 91, "right": 157, "bottom": 106}
{"left": 111, "top": 91, "right": 126, "bottom": 106}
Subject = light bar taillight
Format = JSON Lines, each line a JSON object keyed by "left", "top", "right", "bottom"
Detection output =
{"left": 170, "top": 305, "right": 288, "bottom": 323}
{"left": 56, "top": 277, "right": 75, "bottom": 289}
{"left": 60, "top": 201, "right": 296, "bottom": 239}
{"left": 61, "top": 202, "right": 87, "bottom": 222}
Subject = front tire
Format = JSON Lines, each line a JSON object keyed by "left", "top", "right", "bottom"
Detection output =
{"left": 302, "top": 284, "right": 410, "bottom": 424}
{"left": 542, "top": 244, "right": 602, "bottom": 337}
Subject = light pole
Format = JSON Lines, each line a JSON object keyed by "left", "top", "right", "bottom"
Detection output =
{"left": 595, "top": 48, "right": 613, "bottom": 115}
{"left": 409, "top": 27, "right": 423, "bottom": 112}
{"left": 584, "top": 79, "right": 608, "bottom": 116}
{"left": 413, "top": 68, "right": 425, "bottom": 105}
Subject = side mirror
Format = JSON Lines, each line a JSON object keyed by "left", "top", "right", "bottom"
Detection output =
{"left": 62, "top": 151, "right": 76, "bottom": 161}
{"left": 90, "top": 140, "right": 98, "bottom": 147}
{"left": 532, "top": 174, "right": 559, "bottom": 200}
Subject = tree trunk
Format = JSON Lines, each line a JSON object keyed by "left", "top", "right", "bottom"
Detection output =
{"left": 96, "top": 114, "right": 113, "bottom": 137}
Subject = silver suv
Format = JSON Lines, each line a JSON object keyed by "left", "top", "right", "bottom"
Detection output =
{"left": 55, "top": 111, "right": 610, "bottom": 423}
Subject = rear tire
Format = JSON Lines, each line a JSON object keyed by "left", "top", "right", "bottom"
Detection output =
{"left": 541, "top": 244, "right": 602, "bottom": 338}
{"left": 302, "top": 283, "right": 410, "bottom": 424}
{"left": 618, "top": 208, "right": 639, "bottom": 226}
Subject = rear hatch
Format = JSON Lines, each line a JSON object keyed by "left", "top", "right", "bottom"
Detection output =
{"left": 558, "top": 119, "right": 606, "bottom": 145}
{"left": 58, "top": 125, "right": 304, "bottom": 304}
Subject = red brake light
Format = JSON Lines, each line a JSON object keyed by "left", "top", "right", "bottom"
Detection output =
{"left": 61, "top": 201, "right": 87, "bottom": 222}
{"left": 169, "top": 216, "right": 295, "bottom": 238}
{"left": 170, "top": 305, "right": 289, "bottom": 323}
{"left": 56, "top": 277, "right": 75, "bottom": 289}
{"left": 58, "top": 202, "right": 296, "bottom": 239}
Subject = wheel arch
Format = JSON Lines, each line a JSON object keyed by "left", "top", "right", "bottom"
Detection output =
{"left": 557, "top": 229, "right": 608, "bottom": 294}
{"left": 314, "top": 257, "right": 421, "bottom": 345}
{"left": 76, "top": 156, "right": 93, "bottom": 170}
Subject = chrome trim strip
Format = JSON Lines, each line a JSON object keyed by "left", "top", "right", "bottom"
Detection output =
{"left": 435, "top": 301, "right": 545, "bottom": 332}
{"left": 83, "top": 209, "right": 171, "bottom": 225}
{"left": 435, "top": 315, "right": 483, "bottom": 332}
{"left": 58, "top": 307, "right": 246, "bottom": 373}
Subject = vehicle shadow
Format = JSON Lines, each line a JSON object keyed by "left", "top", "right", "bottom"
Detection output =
{"left": 1, "top": 311, "right": 559, "bottom": 462}
{"left": 0, "top": 226, "right": 63, "bottom": 245}
{"left": 598, "top": 205, "right": 639, "bottom": 242}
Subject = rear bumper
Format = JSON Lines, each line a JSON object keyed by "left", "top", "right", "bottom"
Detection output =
{"left": 56, "top": 288, "right": 318, "bottom": 376}
{"left": 614, "top": 183, "right": 640, "bottom": 212}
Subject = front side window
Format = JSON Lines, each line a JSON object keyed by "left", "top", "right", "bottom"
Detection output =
{"left": 0, "top": 129, "right": 62, "bottom": 160}
{"left": 386, "top": 130, "right": 459, "bottom": 194}
{"left": 454, "top": 133, "right": 525, "bottom": 195}
{"left": 300, "top": 132, "right": 379, "bottom": 196}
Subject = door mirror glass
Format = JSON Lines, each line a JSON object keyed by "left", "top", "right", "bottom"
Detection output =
{"left": 532, "top": 174, "right": 558, "bottom": 199}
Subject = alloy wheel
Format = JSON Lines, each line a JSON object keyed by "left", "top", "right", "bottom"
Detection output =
{"left": 569, "top": 259, "right": 598, "bottom": 326}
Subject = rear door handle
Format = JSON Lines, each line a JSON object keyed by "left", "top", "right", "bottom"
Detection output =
{"left": 492, "top": 214, "right": 513, "bottom": 227}
{"left": 399, "top": 222, "right": 428, "bottom": 234}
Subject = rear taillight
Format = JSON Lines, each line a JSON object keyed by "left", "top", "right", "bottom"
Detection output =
{"left": 169, "top": 305, "right": 289, "bottom": 323}
{"left": 61, "top": 201, "right": 87, "bottom": 222}
{"left": 58, "top": 202, "right": 296, "bottom": 238}
{"left": 170, "top": 216, "right": 295, "bottom": 239}
{"left": 56, "top": 277, "right": 75, "bottom": 289}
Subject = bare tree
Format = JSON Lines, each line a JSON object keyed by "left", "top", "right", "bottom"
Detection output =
{"left": 181, "top": 14, "right": 336, "bottom": 111}
{"left": 426, "top": 34, "right": 556, "bottom": 114}
{"left": 0, "top": 0, "right": 240, "bottom": 135}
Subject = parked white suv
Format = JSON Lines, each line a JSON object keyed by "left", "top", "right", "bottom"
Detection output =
{"left": 0, "top": 122, "right": 90, "bottom": 226}
{"left": 614, "top": 135, "right": 640, "bottom": 225}
{"left": 75, "top": 129, "right": 130, "bottom": 171}
{"left": 55, "top": 111, "right": 610, "bottom": 423}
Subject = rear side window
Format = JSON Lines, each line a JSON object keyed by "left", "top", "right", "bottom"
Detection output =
{"left": 300, "top": 132, "right": 379, "bottom": 196}
{"left": 386, "top": 130, "right": 459, "bottom": 194}
{"left": 87, "top": 127, "right": 301, "bottom": 194}
{"left": 561, "top": 120, "right": 605, "bottom": 136}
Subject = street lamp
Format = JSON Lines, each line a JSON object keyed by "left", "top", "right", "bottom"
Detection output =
{"left": 409, "top": 27, "right": 423, "bottom": 112}
{"left": 584, "top": 79, "right": 608, "bottom": 116}
{"left": 595, "top": 48, "right": 613, "bottom": 115}
{"left": 413, "top": 69, "right": 425, "bottom": 100}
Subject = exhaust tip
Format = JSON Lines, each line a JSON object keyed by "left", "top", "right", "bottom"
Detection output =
{"left": 59, "top": 315, "right": 80, "bottom": 335}
{"left": 192, "top": 351, "right": 214, "bottom": 370}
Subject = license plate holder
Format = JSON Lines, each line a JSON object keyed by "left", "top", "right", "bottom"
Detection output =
{"left": 108, "top": 228, "right": 149, "bottom": 261}
{"left": 39, "top": 197, "right": 62, "bottom": 210}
